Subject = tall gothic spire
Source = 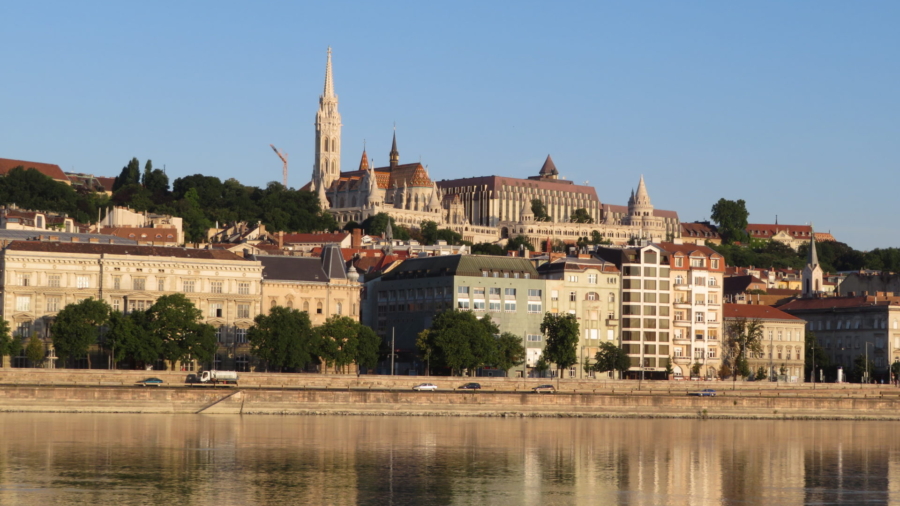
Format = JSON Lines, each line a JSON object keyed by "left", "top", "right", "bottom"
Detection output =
{"left": 808, "top": 226, "right": 819, "bottom": 267}
{"left": 389, "top": 128, "right": 399, "bottom": 168}
{"left": 358, "top": 146, "right": 369, "bottom": 171}
{"left": 323, "top": 47, "right": 335, "bottom": 98}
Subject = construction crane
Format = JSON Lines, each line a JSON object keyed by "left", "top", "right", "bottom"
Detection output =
{"left": 270, "top": 144, "right": 288, "bottom": 187}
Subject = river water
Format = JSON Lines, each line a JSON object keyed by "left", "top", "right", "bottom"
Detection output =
{"left": 0, "top": 413, "right": 895, "bottom": 505}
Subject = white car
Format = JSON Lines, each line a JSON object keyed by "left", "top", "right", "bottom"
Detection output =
{"left": 413, "top": 383, "right": 438, "bottom": 391}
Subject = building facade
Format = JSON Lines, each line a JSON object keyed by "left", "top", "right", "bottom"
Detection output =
{"left": 0, "top": 241, "right": 263, "bottom": 369}
{"left": 538, "top": 254, "right": 621, "bottom": 378}
{"left": 723, "top": 304, "right": 806, "bottom": 381}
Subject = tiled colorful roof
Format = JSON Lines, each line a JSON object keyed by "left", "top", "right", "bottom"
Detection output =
{"left": 280, "top": 232, "right": 349, "bottom": 244}
{"left": 746, "top": 224, "right": 813, "bottom": 239}
{"left": 722, "top": 303, "right": 802, "bottom": 321}
{"left": 0, "top": 158, "right": 70, "bottom": 183}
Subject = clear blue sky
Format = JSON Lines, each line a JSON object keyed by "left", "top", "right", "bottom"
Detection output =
{"left": 2, "top": 1, "right": 898, "bottom": 250}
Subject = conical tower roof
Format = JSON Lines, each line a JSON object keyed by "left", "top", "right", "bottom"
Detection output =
{"left": 634, "top": 175, "right": 651, "bottom": 205}
{"left": 323, "top": 47, "right": 335, "bottom": 98}
{"left": 358, "top": 148, "right": 369, "bottom": 171}
{"left": 539, "top": 155, "right": 558, "bottom": 176}
{"left": 808, "top": 227, "right": 819, "bottom": 267}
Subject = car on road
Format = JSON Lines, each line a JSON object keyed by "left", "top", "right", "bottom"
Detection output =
{"left": 532, "top": 384, "right": 556, "bottom": 394}
{"left": 688, "top": 389, "right": 717, "bottom": 397}
{"left": 413, "top": 383, "right": 438, "bottom": 391}
{"left": 136, "top": 377, "right": 164, "bottom": 387}
{"left": 459, "top": 383, "right": 481, "bottom": 390}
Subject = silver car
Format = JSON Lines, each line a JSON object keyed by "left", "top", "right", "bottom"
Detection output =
{"left": 413, "top": 383, "right": 438, "bottom": 391}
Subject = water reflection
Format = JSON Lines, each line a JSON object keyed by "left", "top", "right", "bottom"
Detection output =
{"left": 0, "top": 414, "right": 895, "bottom": 505}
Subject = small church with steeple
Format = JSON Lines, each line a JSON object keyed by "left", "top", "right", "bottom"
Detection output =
{"left": 802, "top": 228, "right": 823, "bottom": 297}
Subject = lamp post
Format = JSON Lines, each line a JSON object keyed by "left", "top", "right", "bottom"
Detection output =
{"left": 865, "top": 341, "right": 875, "bottom": 384}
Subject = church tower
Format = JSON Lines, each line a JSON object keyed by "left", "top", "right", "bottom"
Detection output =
{"left": 802, "top": 228, "right": 823, "bottom": 297}
{"left": 313, "top": 47, "right": 341, "bottom": 192}
{"left": 389, "top": 130, "right": 399, "bottom": 168}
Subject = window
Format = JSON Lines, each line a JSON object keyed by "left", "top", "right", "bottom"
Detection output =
{"left": 216, "top": 327, "right": 226, "bottom": 343}
{"left": 587, "top": 274, "right": 598, "bottom": 284}
{"left": 48, "top": 275, "right": 60, "bottom": 288}
{"left": 473, "top": 301, "right": 485, "bottom": 311}
{"left": 473, "top": 287, "right": 485, "bottom": 296}
{"left": 211, "top": 281, "right": 223, "bottom": 294}
{"left": 15, "top": 296, "right": 30, "bottom": 312}
{"left": 527, "top": 302, "right": 542, "bottom": 313}
{"left": 504, "top": 301, "right": 517, "bottom": 312}
{"left": 609, "top": 293, "right": 616, "bottom": 303}
{"left": 708, "top": 349, "right": 717, "bottom": 359}
{"left": 16, "top": 274, "right": 30, "bottom": 286}
{"left": 316, "top": 302, "right": 323, "bottom": 314}
{"left": 482, "top": 271, "right": 488, "bottom": 277}
{"left": 489, "top": 301, "right": 501, "bottom": 312}
{"left": 568, "top": 275, "right": 578, "bottom": 283}
{"left": 458, "top": 286, "right": 469, "bottom": 295}
{"left": 457, "top": 300, "right": 470, "bottom": 310}
{"left": 76, "top": 276, "right": 89, "bottom": 289}
{"left": 210, "top": 303, "right": 223, "bottom": 318}
{"left": 112, "top": 299, "right": 121, "bottom": 312}
{"left": 235, "top": 328, "right": 248, "bottom": 344}
{"left": 711, "top": 259, "right": 720, "bottom": 269}
{"left": 607, "top": 277, "right": 618, "bottom": 284}
{"left": 113, "top": 276, "right": 121, "bottom": 290}
{"left": 675, "top": 275, "right": 684, "bottom": 285}
{"left": 303, "top": 301, "right": 310, "bottom": 312}
{"left": 183, "top": 280, "right": 195, "bottom": 293}
{"left": 695, "top": 312, "right": 704, "bottom": 322}
{"left": 489, "top": 287, "right": 501, "bottom": 296}
{"left": 238, "top": 282, "right": 250, "bottom": 295}
{"left": 528, "top": 289, "right": 542, "bottom": 297}
{"left": 586, "top": 292, "right": 598, "bottom": 301}
{"left": 47, "top": 297, "right": 61, "bottom": 313}
{"left": 527, "top": 334, "right": 543, "bottom": 342}
{"left": 675, "top": 257, "right": 684, "bottom": 268}
{"left": 504, "top": 288, "right": 516, "bottom": 297}
{"left": 569, "top": 291, "right": 577, "bottom": 302}
{"left": 237, "top": 304, "right": 250, "bottom": 319}
{"left": 690, "top": 258, "right": 705, "bottom": 268}
{"left": 158, "top": 279, "right": 165, "bottom": 292}
{"left": 551, "top": 290, "right": 559, "bottom": 301}
{"left": 336, "top": 302, "right": 343, "bottom": 315}
{"left": 133, "top": 278, "right": 146, "bottom": 291}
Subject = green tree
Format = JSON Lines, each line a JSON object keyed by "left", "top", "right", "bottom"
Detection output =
{"left": 494, "top": 332, "right": 526, "bottom": 374}
{"left": 361, "top": 213, "right": 410, "bottom": 240}
{"left": 852, "top": 353, "right": 876, "bottom": 383}
{"left": 144, "top": 294, "right": 216, "bottom": 370}
{"left": 710, "top": 198, "right": 750, "bottom": 244}
{"left": 317, "top": 315, "right": 361, "bottom": 374}
{"left": 420, "top": 220, "right": 439, "bottom": 244}
{"left": 890, "top": 360, "right": 900, "bottom": 385}
{"left": 593, "top": 342, "right": 630, "bottom": 378}
{"left": 472, "top": 243, "right": 506, "bottom": 256}
{"left": 531, "top": 199, "right": 551, "bottom": 222}
{"left": 248, "top": 306, "right": 318, "bottom": 372}
{"left": 25, "top": 334, "right": 44, "bottom": 367}
{"left": 104, "top": 311, "right": 159, "bottom": 368}
{"left": 725, "top": 318, "right": 764, "bottom": 385}
{"left": 418, "top": 310, "right": 497, "bottom": 376}
{"left": 755, "top": 366, "right": 768, "bottom": 381}
{"left": 505, "top": 235, "right": 535, "bottom": 253}
{"left": 535, "top": 356, "right": 550, "bottom": 376}
{"left": 113, "top": 157, "right": 142, "bottom": 191}
{"left": 51, "top": 298, "right": 111, "bottom": 368}
{"left": 0, "top": 319, "right": 13, "bottom": 360}
{"left": 540, "top": 313, "right": 580, "bottom": 379}
{"left": 354, "top": 325, "right": 381, "bottom": 374}
{"left": 804, "top": 331, "right": 830, "bottom": 382}
{"left": 570, "top": 208, "right": 593, "bottom": 224}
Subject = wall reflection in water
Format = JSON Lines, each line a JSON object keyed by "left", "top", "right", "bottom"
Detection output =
{"left": 0, "top": 414, "right": 895, "bottom": 505}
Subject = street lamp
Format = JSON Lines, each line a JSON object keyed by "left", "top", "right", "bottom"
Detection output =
{"left": 865, "top": 341, "right": 875, "bottom": 384}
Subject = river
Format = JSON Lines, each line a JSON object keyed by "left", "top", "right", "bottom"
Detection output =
{"left": 0, "top": 414, "right": 894, "bottom": 505}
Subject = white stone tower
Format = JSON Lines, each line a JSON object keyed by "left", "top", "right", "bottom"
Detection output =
{"left": 313, "top": 47, "right": 342, "bottom": 193}
{"left": 802, "top": 227, "right": 823, "bottom": 297}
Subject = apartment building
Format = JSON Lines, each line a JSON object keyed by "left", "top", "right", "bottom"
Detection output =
{"left": 537, "top": 254, "right": 620, "bottom": 378}
{"left": 723, "top": 304, "right": 806, "bottom": 381}
{"left": 0, "top": 241, "right": 263, "bottom": 369}
{"left": 364, "top": 254, "right": 546, "bottom": 376}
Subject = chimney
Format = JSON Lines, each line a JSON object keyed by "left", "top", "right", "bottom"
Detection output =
{"left": 523, "top": 249, "right": 530, "bottom": 259}
{"left": 278, "top": 230, "right": 284, "bottom": 249}
{"left": 351, "top": 228, "right": 362, "bottom": 248}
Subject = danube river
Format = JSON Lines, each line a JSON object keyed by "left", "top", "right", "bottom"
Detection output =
{"left": 0, "top": 413, "right": 894, "bottom": 505}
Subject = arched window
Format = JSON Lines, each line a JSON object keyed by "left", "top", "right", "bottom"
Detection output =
{"left": 303, "top": 301, "right": 309, "bottom": 312}
{"left": 287, "top": 300, "right": 293, "bottom": 309}
{"left": 336, "top": 302, "right": 343, "bottom": 315}
{"left": 585, "top": 292, "right": 599, "bottom": 301}
{"left": 323, "top": 137, "right": 329, "bottom": 152}
{"left": 270, "top": 300, "right": 276, "bottom": 309}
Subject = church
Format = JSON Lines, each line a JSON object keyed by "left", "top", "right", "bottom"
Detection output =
{"left": 306, "top": 49, "right": 680, "bottom": 246}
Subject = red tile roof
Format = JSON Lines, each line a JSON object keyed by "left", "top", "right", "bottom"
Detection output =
{"left": 280, "top": 232, "right": 349, "bottom": 244}
{"left": 746, "top": 224, "right": 813, "bottom": 239}
{"left": 681, "top": 222, "right": 720, "bottom": 238}
{"left": 99, "top": 227, "right": 178, "bottom": 243}
{"left": 778, "top": 295, "right": 900, "bottom": 311}
{"left": 96, "top": 177, "right": 116, "bottom": 192}
{"left": 0, "top": 158, "right": 70, "bottom": 183}
{"left": 5, "top": 240, "right": 245, "bottom": 260}
{"left": 722, "top": 304, "right": 802, "bottom": 321}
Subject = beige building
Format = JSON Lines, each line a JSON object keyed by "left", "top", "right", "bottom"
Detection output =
{"left": 538, "top": 254, "right": 621, "bottom": 378}
{"left": 723, "top": 304, "right": 806, "bottom": 381}
{"left": 0, "top": 241, "right": 263, "bottom": 369}
{"left": 251, "top": 245, "right": 361, "bottom": 327}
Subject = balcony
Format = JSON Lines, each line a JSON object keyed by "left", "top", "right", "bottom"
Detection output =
{"left": 694, "top": 301, "right": 706, "bottom": 306}
{"left": 674, "top": 283, "right": 691, "bottom": 291}
{"left": 674, "top": 301, "right": 691, "bottom": 309}
{"left": 673, "top": 356, "right": 691, "bottom": 365}
{"left": 606, "top": 318, "right": 619, "bottom": 327}
{"left": 674, "top": 336, "right": 691, "bottom": 345}
{"left": 674, "top": 320, "right": 691, "bottom": 327}
{"left": 706, "top": 300, "right": 720, "bottom": 307}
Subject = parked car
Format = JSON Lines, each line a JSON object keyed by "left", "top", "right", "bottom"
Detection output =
{"left": 532, "top": 384, "right": 556, "bottom": 394}
{"left": 136, "top": 377, "right": 164, "bottom": 387}
{"left": 413, "top": 383, "right": 438, "bottom": 391}
{"left": 459, "top": 383, "right": 482, "bottom": 390}
{"left": 688, "top": 389, "right": 717, "bottom": 397}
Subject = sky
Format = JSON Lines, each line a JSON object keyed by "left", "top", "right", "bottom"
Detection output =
{"left": 2, "top": 1, "right": 898, "bottom": 250}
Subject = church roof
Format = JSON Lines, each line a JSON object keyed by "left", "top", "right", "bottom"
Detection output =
{"left": 538, "top": 155, "right": 558, "bottom": 176}
{"left": 333, "top": 163, "right": 431, "bottom": 190}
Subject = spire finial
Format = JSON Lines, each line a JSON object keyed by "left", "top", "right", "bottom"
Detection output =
{"left": 323, "top": 47, "right": 335, "bottom": 98}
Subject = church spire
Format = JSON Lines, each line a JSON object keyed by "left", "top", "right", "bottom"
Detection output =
{"left": 323, "top": 47, "right": 335, "bottom": 98}
{"left": 808, "top": 226, "right": 819, "bottom": 268}
{"left": 358, "top": 144, "right": 369, "bottom": 171}
{"left": 389, "top": 128, "right": 399, "bottom": 168}
{"left": 634, "top": 175, "right": 651, "bottom": 205}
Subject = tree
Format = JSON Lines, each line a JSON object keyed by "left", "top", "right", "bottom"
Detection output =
{"left": 418, "top": 310, "right": 497, "bottom": 376}
{"left": 891, "top": 360, "right": 900, "bottom": 385}
{"left": 804, "top": 331, "right": 830, "bottom": 382}
{"left": 25, "top": 334, "right": 44, "bottom": 367}
{"left": 494, "top": 332, "right": 526, "bottom": 374}
{"left": 593, "top": 342, "right": 630, "bottom": 378}
{"left": 103, "top": 311, "right": 159, "bottom": 368}
{"left": 535, "top": 356, "right": 550, "bottom": 376}
{"left": 691, "top": 362, "right": 702, "bottom": 378}
{"left": 420, "top": 220, "right": 440, "bottom": 244}
{"left": 144, "top": 294, "right": 216, "bottom": 370}
{"left": 471, "top": 243, "right": 506, "bottom": 256}
{"left": 725, "top": 318, "right": 764, "bottom": 386}
{"left": 51, "top": 298, "right": 111, "bottom": 368}
{"left": 317, "top": 315, "right": 361, "bottom": 374}
{"left": 505, "top": 235, "right": 534, "bottom": 253}
{"left": 755, "top": 366, "right": 768, "bottom": 381}
{"left": 710, "top": 198, "right": 750, "bottom": 244}
{"left": 540, "top": 313, "right": 580, "bottom": 380}
{"left": 0, "top": 319, "right": 13, "bottom": 360}
{"left": 113, "top": 157, "right": 142, "bottom": 191}
{"left": 248, "top": 306, "right": 318, "bottom": 372}
{"left": 531, "top": 199, "right": 551, "bottom": 222}
{"left": 570, "top": 208, "right": 593, "bottom": 224}
{"left": 852, "top": 353, "right": 876, "bottom": 383}
{"left": 354, "top": 325, "right": 381, "bottom": 374}
{"left": 361, "top": 213, "right": 409, "bottom": 240}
